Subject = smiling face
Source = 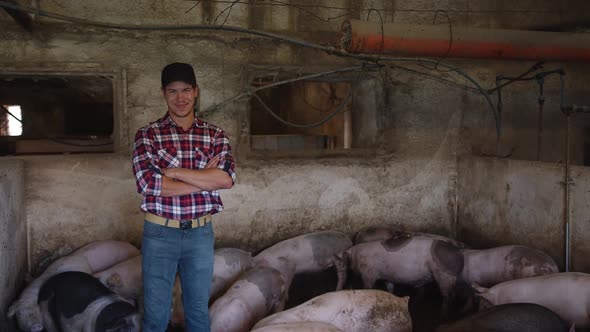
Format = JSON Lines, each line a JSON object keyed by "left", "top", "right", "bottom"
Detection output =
{"left": 162, "top": 81, "right": 198, "bottom": 125}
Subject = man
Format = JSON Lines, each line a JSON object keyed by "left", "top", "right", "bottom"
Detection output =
{"left": 132, "top": 62, "right": 235, "bottom": 331}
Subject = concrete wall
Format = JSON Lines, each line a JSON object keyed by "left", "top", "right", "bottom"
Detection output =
{"left": 0, "top": 159, "right": 26, "bottom": 329}
{"left": 457, "top": 156, "right": 590, "bottom": 272}
{"left": 569, "top": 165, "right": 590, "bottom": 272}
{"left": 1, "top": 0, "right": 590, "bottom": 274}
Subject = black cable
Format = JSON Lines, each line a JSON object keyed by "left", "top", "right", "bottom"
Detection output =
{"left": 0, "top": 1, "right": 340, "bottom": 55}
{"left": 214, "top": 0, "right": 240, "bottom": 26}
{"left": 267, "top": 0, "right": 351, "bottom": 23}
{"left": 417, "top": 10, "right": 454, "bottom": 73}
{"left": 0, "top": 104, "right": 22, "bottom": 124}
{"left": 495, "top": 76, "right": 503, "bottom": 133}
{"left": 251, "top": 65, "right": 365, "bottom": 129}
{"left": 366, "top": 8, "right": 391, "bottom": 86}
{"left": 433, "top": 10, "right": 453, "bottom": 61}
{"left": 253, "top": 92, "right": 350, "bottom": 129}
{"left": 382, "top": 58, "right": 500, "bottom": 137}
{"left": 487, "top": 61, "right": 544, "bottom": 94}
{"left": 184, "top": 1, "right": 201, "bottom": 14}
{"left": 182, "top": 0, "right": 561, "bottom": 14}
{"left": 366, "top": 8, "right": 385, "bottom": 64}
{"left": 0, "top": 1, "right": 499, "bottom": 137}
{"left": 200, "top": 65, "right": 367, "bottom": 116}
{"left": 387, "top": 64, "right": 481, "bottom": 94}
{"left": 295, "top": 81, "right": 333, "bottom": 113}
{"left": 498, "top": 69, "right": 565, "bottom": 83}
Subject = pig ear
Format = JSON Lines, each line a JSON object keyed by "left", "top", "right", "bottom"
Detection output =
{"left": 471, "top": 283, "right": 488, "bottom": 294}
{"left": 106, "top": 273, "right": 122, "bottom": 287}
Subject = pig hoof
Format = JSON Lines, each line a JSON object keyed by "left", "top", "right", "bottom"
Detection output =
{"left": 30, "top": 323, "right": 43, "bottom": 332}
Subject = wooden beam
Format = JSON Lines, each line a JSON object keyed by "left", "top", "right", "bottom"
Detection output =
{"left": 16, "top": 139, "right": 113, "bottom": 154}
{"left": 2, "top": 0, "right": 33, "bottom": 32}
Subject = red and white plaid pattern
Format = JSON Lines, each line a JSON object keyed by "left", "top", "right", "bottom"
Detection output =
{"left": 132, "top": 113, "right": 236, "bottom": 220}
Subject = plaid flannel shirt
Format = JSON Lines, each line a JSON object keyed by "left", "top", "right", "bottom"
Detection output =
{"left": 132, "top": 113, "right": 236, "bottom": 220}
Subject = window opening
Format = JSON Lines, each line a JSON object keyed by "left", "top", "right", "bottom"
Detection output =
{"left": 1, "top": 105, "right": 23, "bottom": 136}
{"left": 250, "top": 80, "right": 352, "bottom": 151}
{"left": 0, "top": 74, "right": 114, "bottom": 156}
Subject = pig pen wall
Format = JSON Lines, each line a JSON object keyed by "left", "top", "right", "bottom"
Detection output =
{"left": 457, "top": 156, "right": 590, "bottom": 272}
{"left": 0, "top": 159, "right": 26, "bottom": 329}
{"left": 1, "top": 0, "right": 590, "bottom": 277}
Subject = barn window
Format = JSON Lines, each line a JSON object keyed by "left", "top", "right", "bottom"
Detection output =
{"left": 0, "top": 74, "right": 114, "bottom": 156}
{"left": 1, "top": 105, "right": 22, "bottom": 136}
{"left": 250, "top": 79, "right": 353, "bottom": 152}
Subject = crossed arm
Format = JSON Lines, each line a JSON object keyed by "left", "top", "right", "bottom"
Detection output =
{"left": 160, "top": 155, "right": 233, "bottom": 197}
{"left": 132, "top": 128, "right": 235, "bottom": 198}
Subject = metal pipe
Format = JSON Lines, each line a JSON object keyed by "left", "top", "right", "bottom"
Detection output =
{"left": 564, "top": 115, "right": 571, "bottom": 272}
{"left": 537, "top": 77, "right": 545, "bottom": 161}
{"left": 341, "top": 19, "right": 590, "bottom": 62}
{"left": 559, "top": 73, "right": 571, "bottom": 272}
{"left": 343, "top": 108, "right": 352, "bottom": 149}
{"left": 537, "top": 102, "right": 543, "bottom": 161}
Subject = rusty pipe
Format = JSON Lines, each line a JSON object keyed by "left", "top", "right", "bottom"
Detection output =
{"left": 341, "top": 19, "right": 590, "bottom": 62}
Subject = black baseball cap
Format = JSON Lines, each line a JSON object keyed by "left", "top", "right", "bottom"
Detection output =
{"left": 161, "top": 62, "right": 197, "bottom": 88}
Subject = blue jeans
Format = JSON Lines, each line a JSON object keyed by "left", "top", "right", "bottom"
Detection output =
{"left": 141, "top": 219, "right": 214, "bottom": 332}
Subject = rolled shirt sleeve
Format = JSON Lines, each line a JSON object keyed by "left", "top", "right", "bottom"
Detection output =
{"left": 213, "top": 130, "right": 237, "bottom": 184}
{"left": 132, "top": 128, "right": 163, "bottom": 196}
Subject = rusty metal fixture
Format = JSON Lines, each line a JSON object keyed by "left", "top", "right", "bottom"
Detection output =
{"left": 341, "top": 19, "right": 590, "bottom": 62}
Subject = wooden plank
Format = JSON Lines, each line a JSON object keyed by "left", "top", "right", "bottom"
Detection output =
{"left": 15, "top": 138, "right": 113, "bottom": 154}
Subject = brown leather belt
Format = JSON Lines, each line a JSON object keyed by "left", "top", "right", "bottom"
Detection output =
{"left": 145, "top": 212, "right": 212, "bottom": 230}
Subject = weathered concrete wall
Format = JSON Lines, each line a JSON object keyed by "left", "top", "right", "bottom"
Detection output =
{"left": 459, "top": 61, "right": 590, "bottom": 165}
{"left": 0, "top": 0, "right": 589, "bottom": 275}
{"left": 22, "top": 155, "right": 142, "bottom": 272}
{"left": 569, "top": 165, "right": 590, "bottom": 272}
{"left": 457, "top": 156, "right": 590, "bottom": 272}
{"left": 0, "top": 159, "right": 26, "bottom": 329}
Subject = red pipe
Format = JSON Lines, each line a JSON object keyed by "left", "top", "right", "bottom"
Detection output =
{"left": 341, "top": 19, "right": 590, "bottom": 62}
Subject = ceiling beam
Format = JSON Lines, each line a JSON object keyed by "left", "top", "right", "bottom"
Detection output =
{"left": 2, "top": 0, "right": 33, "bottom": 32}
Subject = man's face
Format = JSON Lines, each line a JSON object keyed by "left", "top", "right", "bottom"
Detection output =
{"left": 162, "top": 81, "right": 198, "bottom": 120}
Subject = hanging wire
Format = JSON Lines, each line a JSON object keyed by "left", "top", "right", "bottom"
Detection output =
{"left": 267, "top": 0, "right": 351, "bottom": 23}
{"left": 387, "top": 64, "right": 481, "bottom": 94}
{"left": 487, "top": 61, "right": 545, "bottom": 94}
{"left": 214, "top": 0, "right": 240, "bottom": 26}
{"left": 184, "top": 1, "right": 201, "bottom": 14}
{"left": 0, "top": 1, "right": 499, "bottom": 137}
{"left": 251, "top": 64, "right": 366, "bottom": 129}
{"left": 200, "top": 65, "right": 369, "bottom": 117}
{"left": 181, "top": 0, "right": 560, "bottom": 16}
{"left": 417, "top": 10, "right": 454, "bottom": 73}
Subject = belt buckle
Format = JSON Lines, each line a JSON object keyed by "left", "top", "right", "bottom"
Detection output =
{"left": 179, "top": 220, "right": 192, "bottom": 230}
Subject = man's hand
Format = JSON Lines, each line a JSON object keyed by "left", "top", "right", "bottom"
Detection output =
{"left": 205, "top": 155, "right": 221, "bottom": 169}
{"left": 162, "top": 155, "right": 222, "bottom": 180}
{"left": 161, "top": 167, "right": 177, "bottom": 179}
